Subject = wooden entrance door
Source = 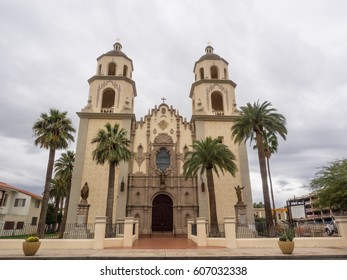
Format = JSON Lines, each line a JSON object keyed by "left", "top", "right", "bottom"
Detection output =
{"left": 152, "top": 194, "right": 173, "bottom": 232}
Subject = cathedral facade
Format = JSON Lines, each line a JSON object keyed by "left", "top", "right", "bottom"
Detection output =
{"left": 66, "top": 42, "right": 254, "bottom": 234}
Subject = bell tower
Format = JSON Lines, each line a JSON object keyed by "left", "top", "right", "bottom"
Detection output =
{"left": 82, "top": 42, "right": 137, "bottom": 114}
{"left": 67, "top": 42, "right": 137, "bottom": 224}
{"left": 190, "top": 45, "right": 253, "bottom": 224}
{"left": 190, "top": 45, "right": 238, "bottom": 116}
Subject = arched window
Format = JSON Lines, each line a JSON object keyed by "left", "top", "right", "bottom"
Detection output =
{"left": 211, "top": 66, "right": 218, "bottom": 79}
{"left": 199, "top": 67, "right": 204, "bottom": 79}
{"left": 101, "top": 89, "right": 115, "bottom": 108}
{"left": 211, "top": 91, "right": 224, "bottom": 114}
{"left": 123, "top": 65, "right": 128, "bottom": 77}
{"left": 98, "top": 64, "right": 102, "bottom": 75}
{"left": 108, "top": 62, "right": 116, "bottom": 75}
{"left": 224, "top": 68, "right": 227, "bottom": 79}
{"left": 156, "top": 147, "right": 170, "bottom": 171}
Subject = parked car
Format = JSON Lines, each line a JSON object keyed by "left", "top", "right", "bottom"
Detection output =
{"left": 325, "top": 219, "right": 338, "bottom": 236}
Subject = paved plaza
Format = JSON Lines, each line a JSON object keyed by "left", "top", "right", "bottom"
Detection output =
{"left": 1, "top": 237, "right": 347, "bottom": 259}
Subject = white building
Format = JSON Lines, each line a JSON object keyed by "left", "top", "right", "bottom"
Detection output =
{"left": 0, "top": 182, "right": 42, "bottom": 233}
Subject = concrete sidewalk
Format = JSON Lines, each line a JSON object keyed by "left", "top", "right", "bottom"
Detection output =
{"left": 1, "top": 246, "right": 347, "bottom": 260}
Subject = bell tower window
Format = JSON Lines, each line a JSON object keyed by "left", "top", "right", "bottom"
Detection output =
{"left": 101, "top": 89, "right": 115, "bottom": 108}
{"left": 199, "top": 67, "right": 204, "bottom": 79}
{"left": 123, "top": 65, "right": 128, "bottom": 77}
{"left": 98, "top": 64, "right": 102, "bottom": 75}
{"left": 156, "top": 147, "right": 170, "bottom": 171}
{"left": 211, "top": 91, "right": 224, "bottom": 115}
{"left": 211, "top": 66, "right": 218, "bottom": 79}
{"left": 108, "top": 62, "right": 116, "bottom": 75}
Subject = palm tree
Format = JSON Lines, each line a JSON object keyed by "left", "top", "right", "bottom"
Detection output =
{"left": 49, "top": 177, "right": 67, "bottom": 232}
{"left": 183, "top": 137, "right": 238, "bottom": 236}
{"left": 232, "top": 101, "right": 287, "bottom": 234}
{"left": 54, "top": 151, "right": 75, "bottom": 238}
{"left": 33, "top": 109, "right": 75, "bottom": 238}
{"left": 254, "top": 130, "right": 279, "bottom": 224}
{"left": 91, "top": 122, "right": 131, "bottom": 237}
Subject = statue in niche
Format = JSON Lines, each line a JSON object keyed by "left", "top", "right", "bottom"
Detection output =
{"left": 235, "top": 185, "right": 245, "bottom": 204}
{"left": 155, "top": 168, "right": 170, "bottom": 187}
{"left": 122, "top": 97, "right": 131, "bottom": 110}
{"left": 80, "top": 182, "right": 89, "bottom": 204}
{"left": 195, "top": 99, "right": 204, "bottom": 112}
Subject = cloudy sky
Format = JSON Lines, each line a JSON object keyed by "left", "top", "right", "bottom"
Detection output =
{"left": 1, "top": 0, "right": 346, "bottom": 207}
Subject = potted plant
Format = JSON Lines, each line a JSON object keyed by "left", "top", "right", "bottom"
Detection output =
{"left": 22, "top": 236, "right": 41, "bottom": 256}
{"left": 278, "top": 227, "right": 295, "bottom": 254}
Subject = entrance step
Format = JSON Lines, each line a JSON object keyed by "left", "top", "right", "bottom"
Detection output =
{"left": 140, "top": 233, "right": 186, "bottom": 238}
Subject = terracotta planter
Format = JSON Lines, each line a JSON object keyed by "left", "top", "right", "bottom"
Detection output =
{"left": 278, "top": 241, "right": 295, "bottom": 254}
{"left": 22, "top": 241, "right": 41, "bottom": 256}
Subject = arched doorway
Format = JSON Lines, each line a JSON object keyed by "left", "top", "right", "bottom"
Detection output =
{"left": 152, "top": 194, "right": 173, "bottom": 232}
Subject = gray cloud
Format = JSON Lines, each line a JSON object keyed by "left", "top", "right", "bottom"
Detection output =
{"left": 1, "top": 0, "right": 346, "bottom": 209}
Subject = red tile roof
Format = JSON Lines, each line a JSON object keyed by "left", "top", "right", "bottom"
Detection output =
{"left": 0, "top": 182, "right": 42, "bottom": 200}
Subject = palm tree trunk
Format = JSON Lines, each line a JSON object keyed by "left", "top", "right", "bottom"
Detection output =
{"left": 37, "top": 148, "right": 56, "bottom": 238}
{"left": 59, "top": 178, "right": 71, "bottom": 238}
{"left": 255, "top": 131, "right": 273, "bottom": 236}
{"left": 105, "top": 161, "right": 116, "bottom": 237}
{"left": 53, "top": 197, "right": 60, "bottom": 232}
{"left": 267, "top": 157, "right": 277, "bottom": 225}
{"left": 206, "top": 168, "right": 220, "bottom": 237}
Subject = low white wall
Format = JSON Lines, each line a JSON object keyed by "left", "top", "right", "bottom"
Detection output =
{"left": 0, "top": 236, "right": 344, "bottom": 251}
{"left": 206, "top": 238, "right": 226, "bottom": 247}
{"left": 0, "top": 239, "right": 94, "bottom": 250}
{"left": 236, "top": 237, "right": 344, "bottom": 248}
{"left": 188, "top": 235, "right": 198, "bottom": 243}
{"left": 104, "top": 238, "right": 124, "bottom": 247}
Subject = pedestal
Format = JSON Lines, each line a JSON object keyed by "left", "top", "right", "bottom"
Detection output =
{"left": 63, "top": 202, "right": 91, "bottom": 239}
{"left": 76, "top": 202, "right": 90, "bottom": 228}
{"left": 234, "top": 203, "right": 256, "bottom": 238}
{"left": 234, "top": 203, "right": 247, "bottom": 225}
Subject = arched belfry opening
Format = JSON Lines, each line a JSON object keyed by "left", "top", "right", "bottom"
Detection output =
{"left": 211, "top": 65, "right": 218, "bottom": 79}
{"left": 123, "top": 65, "right": 128, "bottom": 77}
{"left": 151, "top": 194, "right": 173, "bottom": 232}
{"left": 199, "top": 67, "right": 204, "bottom": 79}
{"left": 101, "top": 89, "right": 115, "bottom": 110}
{"left": 108, "top": 62, "right": 116, "bottom": 75}
{"left": 211, "top": 91, "right": 224, "bottom": 114}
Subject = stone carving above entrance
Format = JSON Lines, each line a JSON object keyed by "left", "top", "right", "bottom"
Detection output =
{"left": 154, "top": 133, "right": 173, "bottom": 144}
{"left": 158, "top": 120, "right": 169, "bottom": 130}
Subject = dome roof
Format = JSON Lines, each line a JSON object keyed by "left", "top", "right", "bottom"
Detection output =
{"left": 97, "top": 42, "right": 132, "bottom": 63}
{"left": 193, "top": 45, "right": 228, "bottom": 71}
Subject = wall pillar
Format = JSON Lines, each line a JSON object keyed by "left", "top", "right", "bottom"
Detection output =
{"left": 123, "top": 217, "right": 135, "bottom": 247}
{"left": 224, "top": 216, "right": 237, "bottom": 249}
{"left": 93, "top": 216, "right": 106, "bottom": 249}
{"left": 196, "top": 217, "right": 207, "bottom": 246}
{"left": 134, "top": 218, "right": 139, "bottom": 240}
{"left": 187, "top": 219, "right": 194, "bottom": 239}
{"left": 335, "top": 216, "right": 347, "bottom": 245}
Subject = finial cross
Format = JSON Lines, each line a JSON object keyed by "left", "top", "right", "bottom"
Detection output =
{"left": 161, "top": 97, "right": 166, "bottom": 103}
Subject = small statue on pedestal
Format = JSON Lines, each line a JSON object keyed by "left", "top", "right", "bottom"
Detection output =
{"left": 80, "top": 182, "right": 89, "bottom": 204}
{"left": 235, "top": 185, "right": 245, "bottom": 204}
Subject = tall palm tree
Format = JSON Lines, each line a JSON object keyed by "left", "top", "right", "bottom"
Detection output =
{"left": 49, "top": 177, "right": 67, "bottom": 232}
{"left": 54, "top": 151, "right": 75, "bottom": 238}
{"left": 183, "top": 137, "right": 238, "bottom": 236}
{"left": 232, "top": 101, "right": 287, "bottom": 234}
{"left": 254, "top": 130, "right": 279, "bottom": 224}
{"left": 91, "top": 122, "right": 131, "bottom": 237}
{"left": 33, "top": 109, "right": 75, "bottom": 238}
